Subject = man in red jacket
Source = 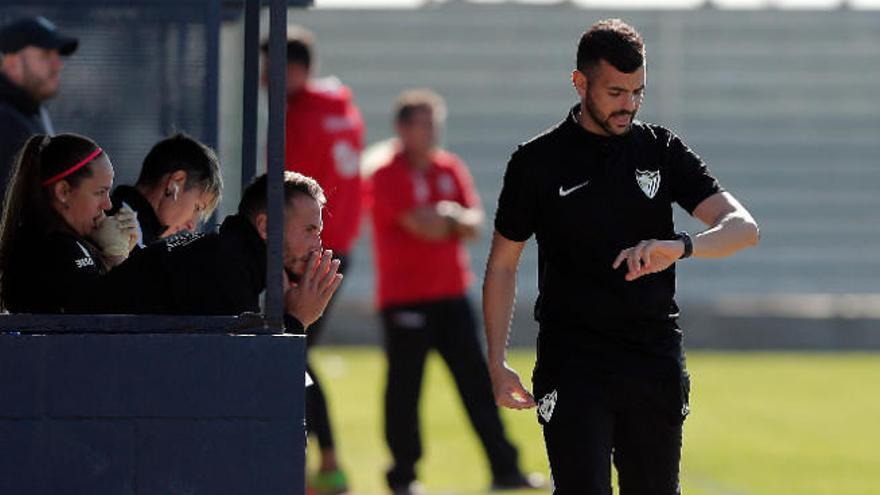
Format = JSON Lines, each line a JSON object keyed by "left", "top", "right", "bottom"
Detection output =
{"left": 368, "top": 89, "right": 542, "bottom": 495}
{"left": 262, "top": 26, "right": 364, "bottom": 495}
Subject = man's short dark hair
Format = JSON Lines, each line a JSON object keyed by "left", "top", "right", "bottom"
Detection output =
{"left": 576, "top": 18, "right": 645, "bottom": 75}
{"left": 136, "top": 133, "right": 223, "bottom": 204}
{"left": 260, "top": 25, "right": 314, "bottom": 69}
{"left": 394, "top": 88, "right": 447, "bottom": 125}
{"left": 238, "top": 171, "right": 325, "bottom": 221}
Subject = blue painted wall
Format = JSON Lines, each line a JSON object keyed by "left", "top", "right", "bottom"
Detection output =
{"left": 0, "top": 333, "right": 306, "bottom": 495}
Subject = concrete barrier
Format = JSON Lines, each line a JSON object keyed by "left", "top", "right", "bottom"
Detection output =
{"left": 0, "top": 332, "right": 306, "bottom": 495}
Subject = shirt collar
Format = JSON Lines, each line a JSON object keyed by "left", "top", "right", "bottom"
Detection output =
{"left": 563, "top": 103, "right": 631, "bottom": 147}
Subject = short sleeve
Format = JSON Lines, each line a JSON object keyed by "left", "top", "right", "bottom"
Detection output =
{"left": 494, "top": 147, "right": 537, "bottom": 242}
{"left": 449, "top": 156, "right": 482, "bottom": 210}
{"left": 667, "top": 133, "right": 723, "bottom": 215}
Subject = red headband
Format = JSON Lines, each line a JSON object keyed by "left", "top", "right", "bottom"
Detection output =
{"left": 41, "top": 147, "right": 104, "bottom": 187}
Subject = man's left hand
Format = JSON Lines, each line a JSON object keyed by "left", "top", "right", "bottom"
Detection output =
{"left": 612, "top": 239, "right": 684, "bottom": 282}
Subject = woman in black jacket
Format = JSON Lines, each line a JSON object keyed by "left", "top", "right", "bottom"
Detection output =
{"left": 0, "top": 133, "right": 137, "bottom": 313}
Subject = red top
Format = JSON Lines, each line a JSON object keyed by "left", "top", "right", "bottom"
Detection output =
{"left": 285, "top": 78, "right": 365, "bottom": 253}
{"left": 367, "top": 148, "right": 481, "bottom": 308}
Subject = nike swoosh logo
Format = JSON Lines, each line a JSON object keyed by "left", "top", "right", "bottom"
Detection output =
{"left": 558, "top": 181, "right": 590, "bottom": 197}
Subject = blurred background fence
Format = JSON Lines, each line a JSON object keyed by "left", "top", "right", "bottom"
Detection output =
{"left": 1, "top": 1, "right": 221, "bottom": 186}
{"left": 6, "top": 1, "right": 878, "bottom": 348}
{"left": 232, "top": 4, "right": 880, "bottom": 348}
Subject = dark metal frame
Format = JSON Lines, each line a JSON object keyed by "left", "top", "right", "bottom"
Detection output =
{"left": 0, "top": 0, "right": 312, "bottom": 335}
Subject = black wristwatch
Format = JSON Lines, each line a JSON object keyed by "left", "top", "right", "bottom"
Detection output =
{"left": 675, "top": 231, "right": 693, "bottom": 259}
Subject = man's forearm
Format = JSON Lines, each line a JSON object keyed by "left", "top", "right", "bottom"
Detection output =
{"left": 449, "top": 207, "right": 484, "bottom": 241}
{"left": 693, "top": 212, "right": 759, "bottom": 258}
{"left": 482, "top": 265, "right": 518, "bottom": 369}
{"left": 400, "top": 206, "right": 453, "bottom": 241}
{"left": 401, "top": 203, "right": 484, "bottom": 242}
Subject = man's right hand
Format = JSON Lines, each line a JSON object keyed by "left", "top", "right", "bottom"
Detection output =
{"left": 283, "top": 249, "right": 343, "bottom": 329}
{"left": 489, "top": 362, "right": 536, "bottom": 410}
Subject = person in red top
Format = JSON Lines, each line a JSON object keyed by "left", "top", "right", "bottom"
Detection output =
{"left": 262, "top": 26, "right": 364, "bottom": 495}
{"left": 368, "top": 89, "right": 542, "bottom": 495}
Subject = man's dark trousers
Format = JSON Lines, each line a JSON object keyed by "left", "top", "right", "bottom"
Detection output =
{"left": 381, "top": 297, "right": 520, "bottom": 488}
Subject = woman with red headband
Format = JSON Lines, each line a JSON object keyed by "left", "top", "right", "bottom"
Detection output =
{"left": 0, "top": 133, "right": 139, "bottom": 313}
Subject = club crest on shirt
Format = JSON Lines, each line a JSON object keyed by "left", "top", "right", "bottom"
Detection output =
{"left": 538, "top": 390, "right": 558, "bottom": 423}
{"left": 635, "top": 169, "right": 661, "bottom": 199}
{"left": 437, "top": 173, "right": 457, "bottom": 197}
{"left": 74, "top": 241, "right": 94, "bottom": 269}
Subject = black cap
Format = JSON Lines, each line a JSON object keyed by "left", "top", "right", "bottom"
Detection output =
{"left": 0, "top": 17, "right": 78, "bottom": 56}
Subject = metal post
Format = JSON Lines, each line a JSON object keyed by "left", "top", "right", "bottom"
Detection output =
{"left": 203, "top": 0, "right": 221, "bottom": 150}
{"left": 265, "top": 0, "right": 287, "bottom": 330}
{"left": 159, "top": 22, "right": 172, "bottom": 135}
{"left": 240, "top": 0, "right": 260, "bottom": 192}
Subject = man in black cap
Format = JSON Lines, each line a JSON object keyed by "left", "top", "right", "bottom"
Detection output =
{"left": 0, "top": 16, "right": 78, "bottom": 198}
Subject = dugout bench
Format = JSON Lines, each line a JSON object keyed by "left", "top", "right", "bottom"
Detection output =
{"left": 0, "top": 1, "right": 311, "bottom": 493}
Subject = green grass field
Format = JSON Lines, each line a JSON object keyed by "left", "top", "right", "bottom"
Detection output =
{"left": 307, "top": 348, "right": 880, "bottom": 495}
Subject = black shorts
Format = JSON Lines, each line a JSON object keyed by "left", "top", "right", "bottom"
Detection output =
{"left": 533, "top": 333, "right": 690, "bottom": 495}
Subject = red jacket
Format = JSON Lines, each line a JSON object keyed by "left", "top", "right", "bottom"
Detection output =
{"left": 285, "top": 77, "right": 364, "bottom": 254}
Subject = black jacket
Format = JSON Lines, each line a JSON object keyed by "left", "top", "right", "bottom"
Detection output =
{"left": 3, "top": 225, "right": 107, "bottom": 313}
{"left": 99, "top": 214, "right": 267, "bottom": 315}
{"left": 4, "top": 215, "right": 302, "bottom": 330}
{"left": 0, "top": 74, "right": 48, "bottom": 198}
{"left": 109, "top": 185, "right": 166, "bottom": 246}
{"left": 102, "top": 214, "right": 303, "bottom": 330}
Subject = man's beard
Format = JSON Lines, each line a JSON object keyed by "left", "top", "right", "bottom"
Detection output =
{"left": 21, "top": 60, "right": 59, "bottom": 102}
{"left": 584, "top": 93, "right": 635, "bottom": 136}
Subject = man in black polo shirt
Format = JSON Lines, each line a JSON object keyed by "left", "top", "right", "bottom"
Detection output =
{"left": 482, "top": 19, "right": 759, "bottom": 495}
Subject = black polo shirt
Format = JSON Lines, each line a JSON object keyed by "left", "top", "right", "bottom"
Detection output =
{"left": 495, "top": 105, "right": 721, "bottom": 362}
